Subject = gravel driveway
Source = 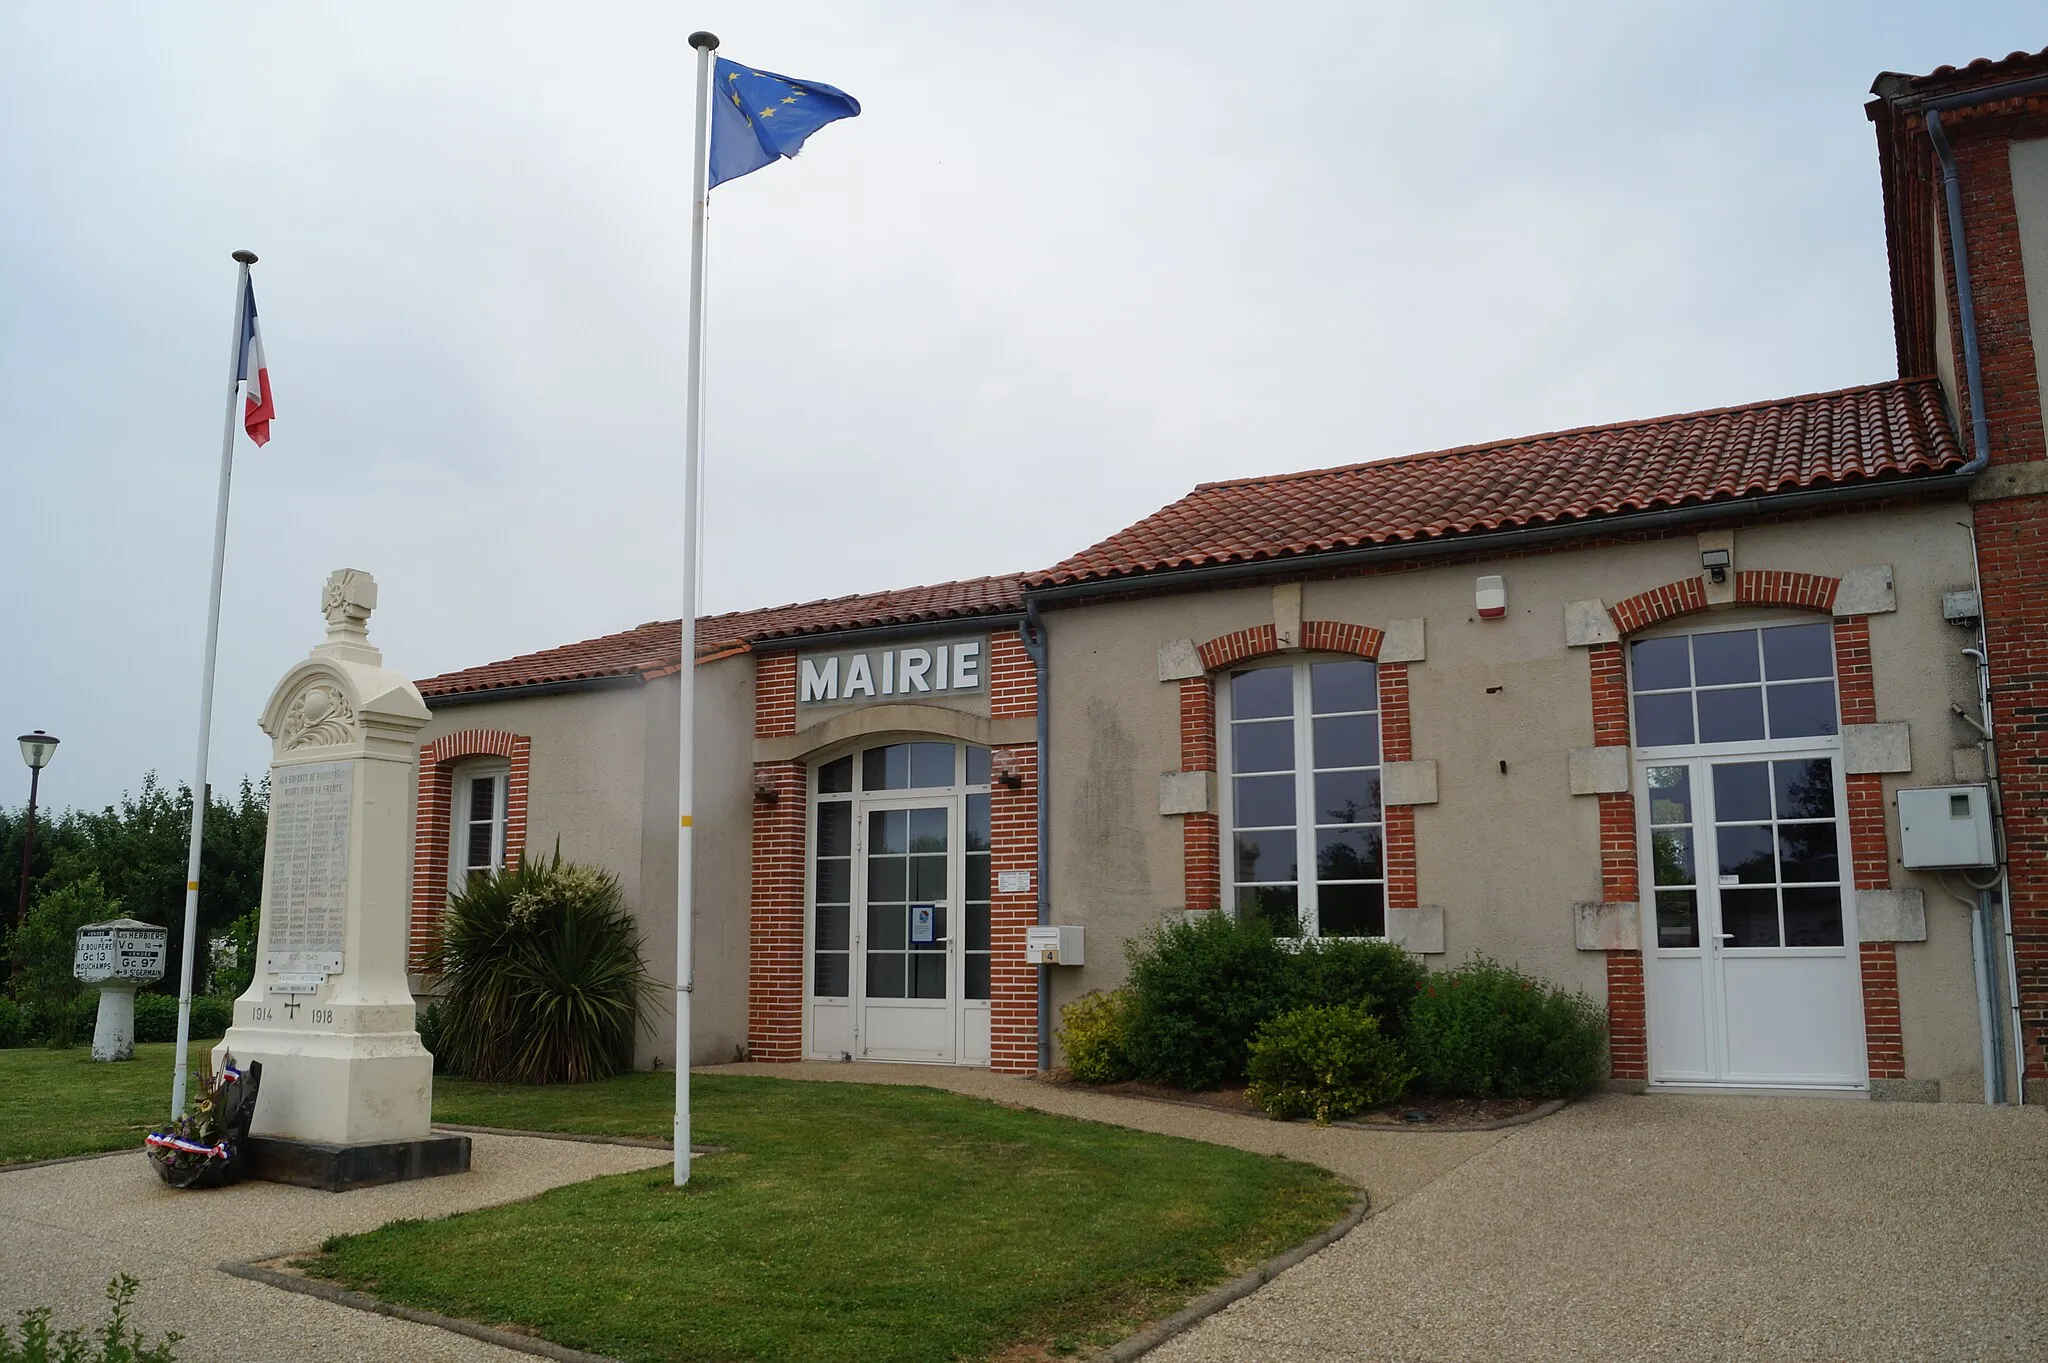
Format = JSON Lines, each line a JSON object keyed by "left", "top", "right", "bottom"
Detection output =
{"left": 1150, "top": 1092, "right": 2048, "bottom": 1362}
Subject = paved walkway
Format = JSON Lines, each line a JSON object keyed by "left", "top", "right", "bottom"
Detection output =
{"left": 8, "top": 1068, "right": 2045, "bottom": 1360}
{"left": 0, "top": 1132, "right": 669, "bottom": 1361}
{"left": 721, "top": 1065, "right": 2048, "bottom": 1361}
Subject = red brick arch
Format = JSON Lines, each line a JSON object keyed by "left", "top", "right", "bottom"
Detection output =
{"left": 411, "top": 729, "right": 530, "bottom": 968}
{"left": 1180, "top": 621, "right": 1413, "bottom": 920}
{"left": 1585, "top": 571, "right": 1900, "bottom": 1086}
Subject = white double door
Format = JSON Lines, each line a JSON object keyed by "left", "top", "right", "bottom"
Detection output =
{"left": 1638, "top": 750, "right": 1866, "bottom": 1089}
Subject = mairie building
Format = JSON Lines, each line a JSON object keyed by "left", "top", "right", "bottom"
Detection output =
{"left": 407, "top": 51, "right": 2048, "bottom": 1103}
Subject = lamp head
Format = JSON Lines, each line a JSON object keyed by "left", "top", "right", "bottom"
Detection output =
{"left": 17, "top": 731, "right": 60, "bottom": 771}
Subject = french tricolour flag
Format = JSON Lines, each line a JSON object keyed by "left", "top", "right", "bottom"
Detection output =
{"left": 237, "top": 276, "right": 274, "bottom": 446}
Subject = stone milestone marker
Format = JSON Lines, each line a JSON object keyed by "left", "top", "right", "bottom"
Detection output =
{"left": 72, "top": 918, "right": 168, "bottom": 1061}
{"left": 214, "top": 569, "right": 470, "bottom": 1190}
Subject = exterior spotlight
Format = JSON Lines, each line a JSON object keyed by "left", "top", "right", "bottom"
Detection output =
{"left": 1700, "top": 547, "right": 1732, "bottom": 584}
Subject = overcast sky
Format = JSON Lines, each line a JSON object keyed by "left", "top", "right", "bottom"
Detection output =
{"left": 2, "top": 2, "right": 2037, "bottom": 812}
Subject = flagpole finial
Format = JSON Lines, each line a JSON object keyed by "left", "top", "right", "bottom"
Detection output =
{"left": 688, "top": 30, "right": 718, "bottom": 50}
{"left": 231, "top": 250, "right": 257, "bottom": 265}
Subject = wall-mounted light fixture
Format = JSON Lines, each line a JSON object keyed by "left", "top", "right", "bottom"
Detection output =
{"left": 752, "top": 779, "right": 781, "bottom": 805}
{"left": 1700, "top": 547, "right": 1732, "bottom": 584}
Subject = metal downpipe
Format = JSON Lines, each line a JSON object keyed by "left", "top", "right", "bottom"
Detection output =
{"left": 1925, "top": 110, "right": 1991, "bottom": 475}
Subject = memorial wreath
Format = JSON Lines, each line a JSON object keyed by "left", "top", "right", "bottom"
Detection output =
{"left": 145, "top": 1053, "right": 262, "bottom": 1189}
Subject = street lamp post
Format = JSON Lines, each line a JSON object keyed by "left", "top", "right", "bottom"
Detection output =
{"left": 13, "top": 730, "right": 61, "bottom": 979}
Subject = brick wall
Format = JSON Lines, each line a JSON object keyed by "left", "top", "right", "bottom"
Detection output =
{"left": 1929, "top": 104, "right": 2048, "bottom": 1083}
{"left": 988, "top": 742, "right": 1040, "bottom": 1072}
{"left": 1587, "top": 639, "right": 1645, "bottom": 1078}
{"left": 747, "top": 759, "right": 807, "bottom": 1062}
{"left": 409, "top": 729, "right": 529, "bottom": 969}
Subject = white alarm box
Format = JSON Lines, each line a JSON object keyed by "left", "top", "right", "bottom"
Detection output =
{"left": 1025, "top": 925, "right": 1084, "bottom": 966}
{"left": 1898, "top": 785, "right": 1996, "bottom": 869}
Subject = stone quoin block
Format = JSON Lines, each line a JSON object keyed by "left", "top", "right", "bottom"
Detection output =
{"left": 1856, "top": 889, "right": 1928, "bottom": 943}
{"left": 1378, "top": 617, "right": 1426, "bottom": 663}
{"left": 1386, "top": 905, "right": 1445, "bottom": 955}
{"left": 1575, "top": 901, "right": 1640, "bottom": 952}
{"left": 1564, "top": 599, "right": 1619, "bottom": 647}
{"left": 1272, "top": 583, "right": 1303, "bottom": 650}
{"left": 1157, "top": 769, "right": 1214, "bottom": 817}
{"left": 1381, "top": 760, "right": 1438, "bottom": 806}
{"left": 1843, "top": 722, "right": 1913, "bottom": 775}
{"left": 1568, "top": 746, "right": 1630, "bottom": 796}
{"left": 1832, "top": 565, "right": 1897, "bottom": 617}
{"left": 1157, "top": 638, "right": 1204, "bottom": 682}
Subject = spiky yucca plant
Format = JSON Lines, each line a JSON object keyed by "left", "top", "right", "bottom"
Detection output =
{"left": 425, "top": 852, "right": 658, "bottom": 1084}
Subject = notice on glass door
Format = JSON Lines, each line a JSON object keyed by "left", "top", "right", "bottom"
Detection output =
{"left": 911, "top": 905, "right": 935, "bottom": 943}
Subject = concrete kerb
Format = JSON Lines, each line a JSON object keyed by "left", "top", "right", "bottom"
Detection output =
{"left": 431, "top": 1122, "right": 724, "bottom": 1154}
{"left": 1334, "top": 1098, "right": 1568, "bottom": 1133}
{"left": 0, "top": 1149, "right": 136, "bottom": 1175}
{"left": 1093, "top": 1191, "right": 1372, "bottom": 1363}
{"left": 218, "top": 1259, "right": 622, "bottom": 1363}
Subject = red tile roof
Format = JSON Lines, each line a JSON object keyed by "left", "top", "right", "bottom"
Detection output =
{"left": 418, "top": 573, "right": 1025, "bottom": 700}
{"left": 1031, "top": 379, "right": 1964, "bottom": 589}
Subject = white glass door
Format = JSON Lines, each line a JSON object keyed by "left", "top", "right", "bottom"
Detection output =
{"left": 857, "top": 798, "right": 956, "bottom": 1061}
{"left": 1641, "top": 753, "right": 1865, "bottom": 1087}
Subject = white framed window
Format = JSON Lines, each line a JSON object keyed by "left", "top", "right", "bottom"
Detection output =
{"left": 452, "top": 762, "right": 510, "bottom": 885}
{"left": 1218, "top": 658, "right": 1384, "bottom": 939}
{"left": 1628, "top": 619, "right": 1839, "bottom": 753}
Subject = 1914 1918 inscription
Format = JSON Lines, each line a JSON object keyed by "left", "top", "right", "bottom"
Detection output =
{"left": 265, "top": 760, "right": 353, "bottom": 974}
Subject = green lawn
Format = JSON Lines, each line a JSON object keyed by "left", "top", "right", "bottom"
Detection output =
{"left": 313, "top": 1073, "right": 1352, "bottom": 1363}
{"left": 0, "top": 1042, "right": 188, "bottom": 1164}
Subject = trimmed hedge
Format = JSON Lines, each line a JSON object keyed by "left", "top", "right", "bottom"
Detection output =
{"left": 132, "top": 992, "right": 232, "bottom": 1044}
{"left": 1408, "top": 955, "right": 1607, "bottom": 1099}
{"left": 1246, "top": 1003, "right": 1414, "bottom": 1123}
{"left": 1117, "top": 913, "right": 1426, "bottom": 1090}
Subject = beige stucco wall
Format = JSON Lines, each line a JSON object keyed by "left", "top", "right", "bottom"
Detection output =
{"left": 2008, "top": 137, "right": 2048, "bottom": 443}
{"left": 415, "top": 658, "right": 757, "bottom": 1070}
{"left": 1044, "top": 498, "right": 1992, "bottom": 1097}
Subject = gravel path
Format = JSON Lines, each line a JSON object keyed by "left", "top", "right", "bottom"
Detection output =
{"left": 0, "top": 1131, "right": 669, "bottom": 1361}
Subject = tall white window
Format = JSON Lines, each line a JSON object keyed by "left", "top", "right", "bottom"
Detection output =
{"left": 452, "top": 763, "right": 509, "bottom": 885}
{"left": 1219, "top": 658, "right": 1384, "bottom": 939}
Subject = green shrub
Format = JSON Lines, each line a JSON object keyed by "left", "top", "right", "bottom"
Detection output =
{"left": 1123, "top": 913, "right": 1297, "bottom": 1090}
{"left": 1289, "top": 936, "right": 1428, "bottom": 1040}
{"left": 0, "top": 1274, "right": 180, "bottom": 1362}
{"left": 130, "top": 994, "right": 231, "bottom": 1044}
{"left": 416, "top": 1001, "right": 449, "bottom": 1074}
{"left": 425, "top": 852, "right": 659, "bottom": 1084}
{"left": 1407, "top": 955, "right": 1607, "bottom": 1099}
{"left": 1056, "top": 989, "right": 1136, "bottom": 1084}
{"left": 0, "top": 997, "right": 23, "bottom": 1048}
{"left": 13, "top": 875, "right": 119, "bottom": 1048}
{"left": 1246, "top": 1003, "right": 1416, "bottom": 1123}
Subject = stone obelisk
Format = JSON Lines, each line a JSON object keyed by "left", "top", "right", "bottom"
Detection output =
{"left": 215, "top": 569, "right": 469, "bottom": 1189}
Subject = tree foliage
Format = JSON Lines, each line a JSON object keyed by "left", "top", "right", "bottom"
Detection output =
{"left": 2, "top": 774, "right": 266, "bottom": 1000}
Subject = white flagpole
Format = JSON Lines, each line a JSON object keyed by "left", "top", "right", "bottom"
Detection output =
{"left": 675, "top": 30, "right": 718, "bottom": 1187}
{"left": 171, "top": 248, "right": 257, "bottom": 1118}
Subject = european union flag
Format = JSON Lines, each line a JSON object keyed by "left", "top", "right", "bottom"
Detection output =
{"left": 709, "top": 58, "right": 860, "bottom": 188}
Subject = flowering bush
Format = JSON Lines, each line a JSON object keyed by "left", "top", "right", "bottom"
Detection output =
{"left": 424, "top": 851, "right": 658, "bottom": 1084}
{"left": 1245, "top": 1004, "right": 1415, "bottom": 1124}
{"left": 1406, "top": 956, "right": 1607, "bottom": 1099}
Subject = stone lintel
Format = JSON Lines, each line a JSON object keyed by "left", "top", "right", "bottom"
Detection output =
{"left": 1158, "top": 769, "right": 1215, "bottom": 816}
{"left": 1386, "top": 905, "right": 1445, "bottom": 955}
{"left": 1843, "top": 722, "right": 1912, "bottom": 775}
{"left": 1382, "top": 760, "right": 1438, "bottom": 806}
{"left": 1565, "top": 600, "right": 1619, "bottom": 647}
{"left": 1857, "top": 889, "right": 1927, "bottom": 943}
{"left": 1568, "top": 746, "right": 1630, "bottom": 796}
{"left": 1273, "top": 583, "right": 1303, "bottom": 650}
{"left": 1158, "top": 638, "right": 1204, "bottom": 681}
{"left": 1379, "top": 617, "right": 1426, "bottom": 663}
{"left": 1833, "top": 565, "right": 1897, "bottom": 617}
{"left": 1574, "top": 901, "right": 1640, "bottom": 951}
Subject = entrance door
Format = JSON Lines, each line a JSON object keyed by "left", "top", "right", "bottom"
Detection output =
{"left": 858, "top": 798, "right": 957, "bottom": 1061}
{"left": 1640, "top": 753, "right": 1865, "bottom": 1087}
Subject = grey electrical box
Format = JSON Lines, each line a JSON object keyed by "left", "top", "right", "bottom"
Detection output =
{"left": 1941, "top": 589, "right": 1982, "bottom": 624}
{"left": 1898, "top": 785, "right": 1996, "bottom": 868}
